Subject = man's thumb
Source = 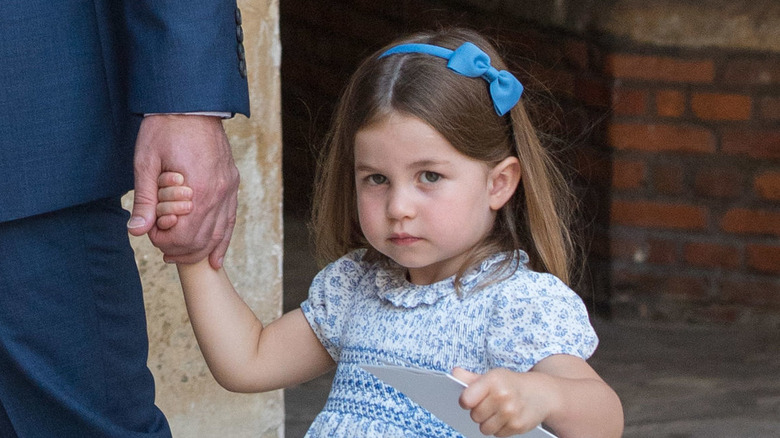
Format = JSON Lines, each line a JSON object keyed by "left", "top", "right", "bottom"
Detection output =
{"left": 127, "top": 177, "right": 157, "bottom": 236}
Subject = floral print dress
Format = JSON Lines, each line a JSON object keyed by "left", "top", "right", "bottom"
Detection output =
{"left": 301, "top": 249, "right": 598, "bottom": 437}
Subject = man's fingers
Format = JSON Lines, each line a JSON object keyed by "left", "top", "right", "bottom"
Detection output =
{"left": 208, "top": 192, "right": 237, "bottom": 269}
{"left": 208, "top": 217, "right": 234, "bottom": 269}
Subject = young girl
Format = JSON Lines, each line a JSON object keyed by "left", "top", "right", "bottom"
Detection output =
{"left": 157, "top": 27, "right": 623, "bottom": 437}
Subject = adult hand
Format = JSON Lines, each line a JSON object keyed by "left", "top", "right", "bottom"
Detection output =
{"left": 127, "top": 114, "right": 239, "bottom": 269}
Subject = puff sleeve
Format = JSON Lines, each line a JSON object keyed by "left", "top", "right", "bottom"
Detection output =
{"left": 300, "top": 250, "right": 368, "bottom": 362}
{"left": 485, "top": 270, "right": 598, "bottom": 372}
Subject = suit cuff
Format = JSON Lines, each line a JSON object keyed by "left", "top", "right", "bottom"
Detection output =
{"left": 144, "top": 112, "right": 233, "bottom": 119}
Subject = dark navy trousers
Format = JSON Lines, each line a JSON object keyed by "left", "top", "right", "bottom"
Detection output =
{"left": 0, "top": 197, "right": 171, "bottom": 437}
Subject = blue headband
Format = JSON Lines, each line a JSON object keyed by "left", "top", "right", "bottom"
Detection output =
{"left": 379, "top": 42, "right": 524, "bottom": 116}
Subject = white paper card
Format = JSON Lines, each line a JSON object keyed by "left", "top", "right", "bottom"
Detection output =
{"left": 360, "top": 364, "right": 557, "bottom": 438}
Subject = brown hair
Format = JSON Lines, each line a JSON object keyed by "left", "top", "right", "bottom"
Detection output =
{"left": 311, "top": 27, "right": 575, "bottom": 286}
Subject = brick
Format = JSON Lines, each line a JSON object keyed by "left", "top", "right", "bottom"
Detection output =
{"left": 573, "top": 146, "right": 611, "bottom": 187}
{"left": 688, "top": 304, "right": 742, "bottom": 324}
{"left": 656, "top": 89, "right": 686, "bottom": 117}
{"left": 612, "top": 158, "right": 646, "bottom": 190}
{"left": 564, "top": 38, "right": 589, "bottom": 71}
{"left": 612, "top": 87, "right": 648, "bottom": 116}
{"left": 721, "top": 278, "right": 780, "bottom": 308}
{"left": 694, "top": 167, "right": 744, "bottom": 199}
{"left": 318, "top": 2, "right": 397, "bottom": 47}
{"left": 722, "top": 129, "right": 780, "bottom": 160}
{"left": 606, "top": 54, "right": 714, "bottom": 83}
{"left": 746, "top": 244, "right": 780, "bottom": 274}
{"left": 588, "top": 230, "right": 611, "bottom": 259}
{"left": 282, "top": 59, "right": 340, "bottom": 99}
{"left": 684, "top": 242, "right": 740, "bottom": 269}
{"left": 663, "top": 276, "right": 710, "bottom": 300}
{"left": 502, "top": 28, "right": 549, "bottom": 64}
{"left": 609, "top": 236, "right": 677, "bottom": 265}
{"left": 609, "top": 235, "right": 644, "bottom": 262}
{"left": 754, "top": 172, "right": 780, "bottom": 201}
{"left": 646, "top": 238, "right": 678, "bottom": 265}
{"left": 530, "top": 65, "right": 576, "bottom": 97}
{"left": 526, "top": 37, "right": 570, "bottom": 69}
{"left": 721, "top": 208, "right": 780, "bottom": 237}
{"left": 608, "top": 123, "right": 715, "bottom": 153}
{"left": 352, "top": 0, "right": 405, "bottom": 19}
{"left": 611, "top": 200, "right": 708, "bottom": 230}
{"left": 691, "top": 93, "right": 752, "bottom": 121}
{"left": 760, "top": 96, "right": 780, "bottom": 120}
{"left": 653, "top": 163, "right": 686, "bottom": 195}
{"left": 613, "top": 270, "right": 709, "bottom": 301}
{"left": 575, "top": 77, "right": 610, "bottom": 107}
{"left": 723, "top": 58, "right": 780, "bottom": 86}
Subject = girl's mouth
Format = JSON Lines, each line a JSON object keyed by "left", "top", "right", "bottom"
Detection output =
{"left": 389, "top": 233, "right": 421, "bottom": 245}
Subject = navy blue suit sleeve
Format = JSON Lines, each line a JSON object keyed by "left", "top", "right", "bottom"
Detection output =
{"left": 124, "top": 0, "right": 250, "bottom": 117}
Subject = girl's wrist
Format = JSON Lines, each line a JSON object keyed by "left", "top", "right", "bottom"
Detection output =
{"left": 527, "top": 371, "right": 565, "bottom": 428}
{"left": 176, "top": 258, "right": 219, "bottom": 279}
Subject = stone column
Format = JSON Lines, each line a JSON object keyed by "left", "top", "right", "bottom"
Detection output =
{"left": 123, "top": 0, "right": 284, "bottom": 436}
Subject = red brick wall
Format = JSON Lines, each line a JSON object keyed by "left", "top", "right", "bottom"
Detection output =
{"left": 606, "top": 48, "right": 780, "bottom": 323}
{"left": 280, "top": 1, "right": 780, "bottom": 323}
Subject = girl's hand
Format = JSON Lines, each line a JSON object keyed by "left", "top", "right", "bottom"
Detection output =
{"left": 156, "top": 171, "right": 193, "bottom": 230}
{"left": 452, "top": 367, "right": 555, "bottom": 437}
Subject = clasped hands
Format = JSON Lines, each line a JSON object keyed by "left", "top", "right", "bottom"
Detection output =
{"left": 127, "top": 114, "right": 239, "bottom": 269}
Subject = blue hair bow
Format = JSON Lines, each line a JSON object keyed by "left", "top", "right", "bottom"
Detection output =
{"left": 379, "top": 42, "right": 524, "bottom": 116}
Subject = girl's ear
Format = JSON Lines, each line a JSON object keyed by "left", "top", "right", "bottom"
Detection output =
{"left": 488, "top": 156, "right": 521, "bottom": 211}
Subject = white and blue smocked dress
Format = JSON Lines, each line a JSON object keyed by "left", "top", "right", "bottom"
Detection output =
{"left": 300, "top": 249, "right": 598, "bottom": 437}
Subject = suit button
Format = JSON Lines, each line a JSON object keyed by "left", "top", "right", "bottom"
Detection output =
{"left": 237, "top": 42, "right": 246, "bottom": 61}
{"left": 239, "top": 59, "right": 247, "bottom": 78}
{"left": 236, "top": 25, "right": 244, "bottom": 43}
{"left": 235, "top": 8, "right": 242, "bottom": 25}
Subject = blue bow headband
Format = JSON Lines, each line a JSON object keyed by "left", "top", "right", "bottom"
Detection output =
{"left": 379, "top": 42, "right": 524, "bottom": 116}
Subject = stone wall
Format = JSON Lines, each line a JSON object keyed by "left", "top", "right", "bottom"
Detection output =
{"left": 280, "top": 0, "right": 779, "bottom": 324}
{"left": 125, "top": 0, "right": 285, "bottom": 436}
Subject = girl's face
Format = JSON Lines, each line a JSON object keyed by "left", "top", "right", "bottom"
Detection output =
{"left": 354, "top": 112, "right": 514, "bottom": 285}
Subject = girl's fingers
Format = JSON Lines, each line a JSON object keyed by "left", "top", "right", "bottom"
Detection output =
{"left": 452, "top": 367, "right": 480, "bottom": 385}
{"left": 158, "top": 185, "right": 193, "bottom": 202}
{"left": 155, "top": 173, "right": 192, "bottom": 231}
{"left": 459, "top": 376, "right": 490, "bottom": 410}
{"left": 156, "top": 200, "right": 193, "bottom": 217}
{"left": 158, "top": 171, "right": 184, "bottom": 187}
{"left": 454, "top": 368, "right": 486, "bottom": 410}
{"left": 476, "top": 412, "right": 505, "bottom": 437}
{"left": 493, "top": 411, "right": 540, "bottom": 437}
{"left": 467, "top": 389, "right": 501, "bottom": 424}
{"left": 156, "top": 214, "right": 178, "bottom": 230}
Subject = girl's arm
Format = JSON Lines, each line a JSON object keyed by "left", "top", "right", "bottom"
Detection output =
{"left": 177, "top": 260, "right": 335, "bottom": 393}
{"left": 158, "top": 171, "right": 334, "bottom": 391}
{"left": 454, "top": 355, "right": 623, "bottom": 438}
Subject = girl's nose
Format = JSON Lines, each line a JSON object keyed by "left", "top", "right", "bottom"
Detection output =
{"left": 386, "top": 185, "right": 415, "bottom": 220}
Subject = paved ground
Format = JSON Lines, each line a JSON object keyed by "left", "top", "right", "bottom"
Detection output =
{"left": 282, "top": 215, "right": 780, "bottom": 437}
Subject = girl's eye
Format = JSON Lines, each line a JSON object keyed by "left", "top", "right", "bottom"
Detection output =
{"left": 420, "top": 171, "right": 441, "bottom": 183}
{"left": 368, "top": 174, "right": 387, "bottom": 185}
